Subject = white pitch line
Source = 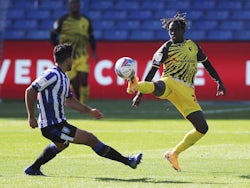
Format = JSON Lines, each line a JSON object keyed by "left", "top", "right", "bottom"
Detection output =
{"left": 104, "top": 107, "right": 250, "bottom": 115}
{"left": 204, "top": 107, "right": 250, "bottom": 114}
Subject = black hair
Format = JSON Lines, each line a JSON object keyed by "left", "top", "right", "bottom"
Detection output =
{"left": 161, "top": 11, "right": 187, "bottom": 30}
{"left": 53, "top": 43, "right": 72, "bottom": 64}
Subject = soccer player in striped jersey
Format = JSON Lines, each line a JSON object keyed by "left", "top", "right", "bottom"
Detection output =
{"left": 127, "top": 12, "right": 226, "bottom": 171}
{"left": 50, "top": 0, "right": 97, "bottom": 104}
{"left": 24, "top": 43, "right": 142, "bottom": 176}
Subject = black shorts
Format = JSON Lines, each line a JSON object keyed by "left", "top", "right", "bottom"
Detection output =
{"left": 41, "top": 121, "right": 77, "bottom": 143}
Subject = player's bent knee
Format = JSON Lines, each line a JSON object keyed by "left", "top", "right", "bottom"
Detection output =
{"left": 153, "top": 80, "right": 166, "bottom": 96}
{"left": 196, "top": 124, "right": 209, "bottom": 134}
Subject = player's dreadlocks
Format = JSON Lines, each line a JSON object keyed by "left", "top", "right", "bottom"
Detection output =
{"left": 161, "top": 11, "right": 187, "bottom": 30}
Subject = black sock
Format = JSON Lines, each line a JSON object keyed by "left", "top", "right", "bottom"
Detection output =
{"left": 93, "top": 142, "right": 129, "bottom": 165}
{"left": 30, "top": 143, "right": 59, "bottom": 170}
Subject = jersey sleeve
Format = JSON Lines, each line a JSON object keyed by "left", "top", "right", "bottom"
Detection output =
{"left": 152, "top": 41, "right": 171, "bottom": 67}
{"left": 196, "top": 43, "right": 208, "bottom": 62}
{"left": 50, "top": 14, "right": 68, "bottom": 46}
{"left": 32, "top": 71, "right": 57, "bottom": 92}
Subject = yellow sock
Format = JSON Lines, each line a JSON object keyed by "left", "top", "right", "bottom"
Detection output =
{"left": 138, "top": 81, "right": 155, "bottom": 94}
{"left": 80, "top": 86, "right": 89, "bottom": 104}
{"left": 172, "top": 129, "right": 204, "bottom": 155}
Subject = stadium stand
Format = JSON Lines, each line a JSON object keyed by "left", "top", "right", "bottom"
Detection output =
{"left": 3, "top": 0, "right": 250, "bottom": 41}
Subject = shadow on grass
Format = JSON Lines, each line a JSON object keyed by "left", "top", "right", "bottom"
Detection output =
{"left": 96, "top": 177, "right": 230, "bottom": 186}
{"left": 95, "top": 177, "right": 191, "bottom": 184}
{"left": 44, "top": 175, "right": 228, "bottom": 185}
{"left": 239, "top": 175, "right": 250, "bottom": 179}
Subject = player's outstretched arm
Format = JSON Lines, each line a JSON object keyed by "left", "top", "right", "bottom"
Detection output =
{"left": 132, "top": 93, "right": 142, "bottom": 107}
{"left": 65, "top": 97, "right": 103, "bottom": 119}
{"left": 202, "top": 60, "right": 226, "bottom": 96}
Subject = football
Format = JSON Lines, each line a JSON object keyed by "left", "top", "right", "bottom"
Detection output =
{"left": 115, "top": 57, "right": 136, "bottom": 79}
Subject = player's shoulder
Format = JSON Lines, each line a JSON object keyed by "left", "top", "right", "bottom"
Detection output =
{"left": 55, "top": 14, "right": 70, "bottom": 27}
{"left": 43, "top": 66, "right": 60, "bottom": 77}
{"left": 164, "top": 40, "right": 173, "bottom": 49}
{"left": 57, "top": 14, "right": 70, "bottom": 21}
{"left": 80, "top": 14, "right": 91, "bottom": 21}
{"left": 186, "top": 39, "right": 199, "bottom": 46}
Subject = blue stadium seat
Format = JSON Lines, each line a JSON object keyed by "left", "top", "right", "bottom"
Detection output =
{"left": 11, "top": 0, "right": 26, "bottom": 8}
{"left": 205, "top": 11, "right": 229, "bottom": 20}
{"left": 104, "top": 30, "right": 128, "bottom": 40}
{"left": 51, "top": 10, "right": 68, "bottom": 20}
{"left": 6, "top": 9, "right": 25, "bottom": 19}
{"left": 185, "top": 30, "right": 206, "bottom": 41}
{"left": 39, "top": 0, "right": 63, "bottom": 9}
{"left": 233, "top": 31, "right": 250, "bottom": 40}
{"left": 141, "top": 20, "right": 162, "bottom": 30}
{"left": 38, "top": 20, "right": 53, "bottom": 30}
{"left": 89, "top": 1, "right": 113, "bottom": 9}
{"left": 115, "top": 1, "right": 140, "bottom": 9}
{"left": 207, "top": 31, "right": 233, "bottom": 40}
{"left": 130, "top": 30, "right": 154, "bottom": 40}
{"left": 88, "top": 10, "right": 103, "bottom": 20}
{"left": 166, "top": 1, "right": 190, "bottom": 9}
{"left": 128, "top": 10, "right": 152, "bottom": 20}
{"left": 154, "top": 10, "right": 178, "bottom": 20}
{"left": 188, "top": 11, "right": 204, "bottom": 20}
{"left": 103, "top": 11, "right": 127, "bottom": 19}
{"left": 13, "top": 20, "right": 37, "bottom": 29}
{"left": 141, "top": 1, "right": 165, "bottom": 10}
{"left": 192, "top": 0, "right": 216, "bottom": 9}
{"left": 193, "top": 20, "right": 218, "bottom": 30}
{"left": 245, "top": 1, "right": 250, "bottom": 8}
{"left": 116, "top": 20, "right": 140, "bottom": 30}
{"left": 26, "top": 10, "right": 51, "bottom": 19}
{"left": 4, "top": 29, "right": 25, "bottom": 39}
{"left": 4, "top": 20, "right": 12, "bottom": 29}
{"left": 218, "top": 1, "right": 242, "bottom": 9}
{"left": 154, "top": 29, "right": 168, "bottom": 41}
{"left": 220, "top": 21, "right": 244, "bottom": 30}
{"left": 27, "top": 30, "right": 50, "bottom": 40}
{"left": 244, "top": 22, "right": 250, "bottom": 30}
{"left": 93, "top": 30, "right": 103, "bottom": 40}
{"left": 232, "top": 10, "right": 250, "bottom": 19}
{"left": 93, "top": 20, "right": 115, "bottom": 30}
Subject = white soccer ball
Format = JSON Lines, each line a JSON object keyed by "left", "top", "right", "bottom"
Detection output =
{"left": 115, "top": 57, "right": 136, "bottom": 79}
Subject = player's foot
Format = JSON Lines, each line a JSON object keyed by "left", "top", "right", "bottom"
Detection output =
{"left": 24, "top": 166, "right": 45, "bottom": 176}
{"left": 127, "top": 76, "right": 139, "bottom": 94}
{"left": 128, "top": 153, "right": 143, "bottom": 169}
{"left": 164, "top": 151, "right": 181, "bottom": 172}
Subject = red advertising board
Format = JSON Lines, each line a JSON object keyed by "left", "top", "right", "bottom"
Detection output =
{"left": 0, "top": 41, "right": 250, "bottom": 100}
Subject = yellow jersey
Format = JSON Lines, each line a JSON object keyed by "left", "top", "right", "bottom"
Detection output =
{"left": 152, "top": 39, "right": 207, "bottom": 85}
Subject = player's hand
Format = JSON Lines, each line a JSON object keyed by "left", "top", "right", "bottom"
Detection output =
{"left": 132, "top": 94, "right": 142, "bottom": 108}
{"left": 216, "top": 82, "right": 226, "bottom": 96}
{"left": 28, "top": 117, "right": 38, "bottom": 129}
{"left": 89, "top": 108, "right": 103, "bottom": 119}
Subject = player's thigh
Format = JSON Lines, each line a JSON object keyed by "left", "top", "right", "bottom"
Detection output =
{"left": 78, "top": 72, "right": 89, "bottom": 86}
{"left": 41, "top": 121, "right": 77, "bottom": 144}
{"left": 73, "top": 128, "right": 99, "bottom": 147}
{"left": 167, "top": 79, "right": 202, "bottom": 117}
{"left": 75, "top": 56, "right": 89, "bottom": 73}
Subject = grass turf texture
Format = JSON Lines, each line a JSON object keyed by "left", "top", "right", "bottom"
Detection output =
{"left": 0, "top": 100, "right": 249, "bottom": 188}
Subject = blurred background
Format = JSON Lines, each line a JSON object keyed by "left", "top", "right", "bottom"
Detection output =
{"left": 3, "top": 0, "right": 250, "bottom": 41}
{"left": 0, "top": 0, "right": 250, "bottom": 100}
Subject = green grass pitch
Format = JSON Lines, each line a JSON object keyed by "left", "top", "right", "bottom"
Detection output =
{"left": 0, "top": 99, "right": 249, "bottom": 188}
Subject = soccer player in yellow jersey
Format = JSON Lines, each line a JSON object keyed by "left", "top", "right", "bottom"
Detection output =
{"left": 50, "top": 0, "right": 97, "bottom": 103}
{"left": 127, "top": 12, "right": 226, "bottom": 171}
